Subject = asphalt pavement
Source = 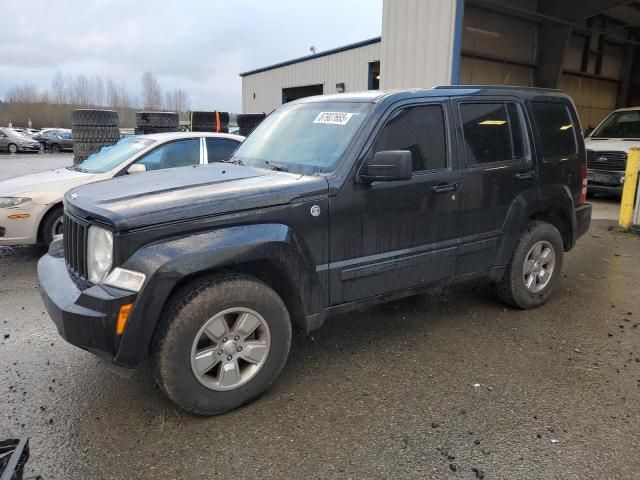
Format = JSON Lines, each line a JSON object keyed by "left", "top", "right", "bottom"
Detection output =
{"left": 1, "top": 154, "right": 639, "bottom": 479}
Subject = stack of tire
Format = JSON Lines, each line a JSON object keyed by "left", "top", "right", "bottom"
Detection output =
{"left": 72, "top": 109, "right": 120, "bottom": 165}
{"left": 237, "top": 113, "right": 267, "bottom": 137}
{"left": 190, "top": 111, "right": 229, "bottom": 133}
{"left": 134, "top": 111, "right": 180, "bottom": 135}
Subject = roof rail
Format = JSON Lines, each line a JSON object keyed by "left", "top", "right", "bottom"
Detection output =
{"left": 434, "top": 85, "right": 562, "bottom": 93}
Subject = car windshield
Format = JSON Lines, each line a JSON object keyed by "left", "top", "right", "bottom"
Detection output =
{"left": 231, "top": 101, "right": 371, "bottom": 174}
{"left": 591, "top": 110, "right": 640, "bottom": 139}
{"left": 76, "top": 136, "right": 153, "bottom": 173}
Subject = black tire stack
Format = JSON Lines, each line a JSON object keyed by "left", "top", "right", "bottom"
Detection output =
{"left": 72, "top": 109, "right": 120, "bottom": 164}
{"left": 190, "top": 111, "right": 230, "bottom": 133}
{"left": 237, "top": 113, "right": 267, "bottom": 137}
{"left": 134, "top": 111, "right": 180, "bottom": 135}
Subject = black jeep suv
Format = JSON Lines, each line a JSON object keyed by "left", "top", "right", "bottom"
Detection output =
{"left": 39, "top": 86, "right": 592, "bottom": 415}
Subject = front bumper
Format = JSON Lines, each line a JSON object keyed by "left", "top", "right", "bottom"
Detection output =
{"left": 0, "top": 203, "right": 43, "bottom": 245}
{"left": 38, "top": 248, "right": 137, "bottom": 366}
{"left": 18, "top": 144, "right": 42, "bottom": 152}
{"left": 587, "top": 169, "right": 624, "bottom": 195}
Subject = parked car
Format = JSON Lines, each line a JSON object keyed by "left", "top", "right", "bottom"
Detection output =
{"left": 0, "top": 127, "right": 42, "bottom": 153}
{"left": 37, "top": 86, "right": 592, "bottom": 415}
{"left": 32, "top": 129, "right": 69, "bottom": 149}
{"left": 0, "top": 132, "right": 243, "bottom": 246}
{"left": 584, "top": 107, "right": 640, "bottom": 195}
{"left": 44, "top": 130, "right": 74, "bottom": 152}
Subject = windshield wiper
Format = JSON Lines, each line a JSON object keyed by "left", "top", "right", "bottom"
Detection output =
{"left": 223, "top": 157, "right": 244, "bottom": 165}
{"left": 67, "top": 165, "right": 89, "bottom": 173}
{"left": 264, "top": 161, "right": 288, "bottom": 172}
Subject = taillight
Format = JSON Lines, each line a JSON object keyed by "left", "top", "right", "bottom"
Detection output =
{"left": 579, "top": 162, "right": 588, "bottom": 204}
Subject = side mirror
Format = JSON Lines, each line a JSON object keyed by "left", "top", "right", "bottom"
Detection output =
{"left": 55, "top": 135, "right": 62, "bottom": 140}
{"left": 127, "top": 164, "right": 147, "bottom": 174}
{"left": 583, "top": 127, "right": 594, "bottom": 138}
{"left": 360, "top": 150, "right": 413, "bottom": 182}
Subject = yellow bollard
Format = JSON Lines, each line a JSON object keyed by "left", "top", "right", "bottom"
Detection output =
{"left": 619, "top": 148, "right": 640, "bottom": 231}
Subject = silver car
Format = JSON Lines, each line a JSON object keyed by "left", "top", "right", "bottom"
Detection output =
{"left": 0, "top": 127, "right": 42, "bottom": 153}
{"left": 0, "top": 131, "right": 244, "bottom": 245}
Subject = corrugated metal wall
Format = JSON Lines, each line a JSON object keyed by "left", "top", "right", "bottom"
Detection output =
{"left": 242, "top": 42, "right": 381, "bottom": 113}
{"left": 380, "top": 0, "right": 460, "bottom": 89}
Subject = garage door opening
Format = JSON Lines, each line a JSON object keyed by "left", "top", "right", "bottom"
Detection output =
{"left": 282, "top": 84, "right": 323, "bottom": 103}
{"left": 368, "top": 61, "right": 380, "bottom": 90}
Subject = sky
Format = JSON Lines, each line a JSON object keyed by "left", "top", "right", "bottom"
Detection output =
{"left": 0, "top": 0, "right": 383, "bottom": 112}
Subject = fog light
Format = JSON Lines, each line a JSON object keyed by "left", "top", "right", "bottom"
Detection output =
{"left": 103, "top": 267, "right": 146, "bottom": 292}
{"left": 116, "top": 303, "right": 133, "bottom": 335}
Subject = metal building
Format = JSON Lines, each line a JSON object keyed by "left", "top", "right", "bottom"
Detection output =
{"left": 240, "top": 0, "right": 640, "bottom": 129}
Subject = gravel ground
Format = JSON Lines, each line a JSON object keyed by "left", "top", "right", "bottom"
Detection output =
{"left": 1, "top": 154, "right": 639, "bottom": 479}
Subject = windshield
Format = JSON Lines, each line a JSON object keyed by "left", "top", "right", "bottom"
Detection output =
{"left": 591, "top": 110, "right": 640, "bottom": 139}
{"left": 232, "top": 101, "right": 371, "bottom": 174}
{"left": 77, "top": 136, "right": 153, "bottom": 173}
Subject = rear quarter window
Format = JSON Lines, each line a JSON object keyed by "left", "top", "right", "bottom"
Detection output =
{"left": 532, "top": 102, "right": 577, "bottom": 160}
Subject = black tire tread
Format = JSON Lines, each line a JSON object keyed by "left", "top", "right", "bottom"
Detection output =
{"left": 71, "top": 109, "right": 119, "bottom": 127}
{"left": 136, "top": 111, "right": 179, "bottom": 128}
{"left": 495, "top": 220, "right": 563, "bottom": 309}
{"left": 151, "top": 274, "right": 291, "bottom": 416}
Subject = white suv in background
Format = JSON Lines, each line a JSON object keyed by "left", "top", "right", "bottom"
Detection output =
{"left": 584, "top": 107, "right": 640, "bottom": 195}
{"left": 0, "top": 132, "right": 243, "bottom": 246}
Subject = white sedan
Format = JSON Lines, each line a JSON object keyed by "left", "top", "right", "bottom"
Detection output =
{"left": 0, "top": 132, "right": 244, "bottom": 245}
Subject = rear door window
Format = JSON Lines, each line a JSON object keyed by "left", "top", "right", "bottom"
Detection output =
{"left": 460, "top": 102, "right": 526, "bottom": 165}
{"left": 206, "top": 137, "right": 240, "bottom": 163}
{"left": 531, "top": 102, "right": 577, "bottom": 160}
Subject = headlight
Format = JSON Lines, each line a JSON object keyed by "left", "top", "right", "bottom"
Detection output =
{"left": 87, "top": 226, "right": 113, "bottom": 283}
{"left": 0, "top": 197, "right": 31, "bottom": 208}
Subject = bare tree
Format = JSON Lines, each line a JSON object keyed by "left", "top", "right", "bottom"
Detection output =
{"left": 141, "top": 71, "right": 162, "bottom": 110}
{"left": 93, "top": 75, "right": 104, "bottom": 107}
{"left": 51, "top": 71, "right": 66, "bottom": 104}
{"left": 73, "top": 74, "right": 91, "bottom": 106}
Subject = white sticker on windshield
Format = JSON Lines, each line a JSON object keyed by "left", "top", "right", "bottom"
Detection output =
{"left": 313, "top": 112, "right": 354, "bottom": 126}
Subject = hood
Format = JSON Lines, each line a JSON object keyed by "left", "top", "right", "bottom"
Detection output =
{"left": 585, "top": 137, "right": 640, "bottom": 152}
{"left": 65, "top": 163, "right": 329, "bottom": 230}
{"left": 0, "top": 167, "right": 96, "bottom": 203}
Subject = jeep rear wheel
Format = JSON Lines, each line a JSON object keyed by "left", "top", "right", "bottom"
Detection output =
{"left": 496, "top": 221, "right": 564, "bottom": 309}
{"left": 151, "top": 275, "right": 292, "bottom": 415}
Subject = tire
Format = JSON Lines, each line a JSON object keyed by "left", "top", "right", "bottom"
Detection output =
{"left": 134, "top": 126, "right": 177, "bottom": 135}
{"left": 191, "top": 124, "right": 229, "bottom": 133}
{"left": 41, "top": 206, "right": 64, "bottom": 245}
{"left": 73, "top": 140, "right": 118, "bottom": 164}
{"left": 8, "top": 143, "right": 18, "bottom": 154}
{"left": 151, "top": 275, "right": 292, "bottom": 415}
{"left": 71, "top": 109, "right": 118, "bottom": 127}
{"left": 496, "top": 220, "right": 564, "bottom": 309}
{"left": 50, "top": 143, "right": 62, "bottom": 153}
{"left": 136, "top": 111, "right": 179, "bottom": 128}
{"left": 237, "top": 113, "right": 266, "bottom": 128}
{"left": 73, "top": 126, "right": 120, "bottom": 142}
{"left": 191, "top": 111, "right": 229, "bottom": 125}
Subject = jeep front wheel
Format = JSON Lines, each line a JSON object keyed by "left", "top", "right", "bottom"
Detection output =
{"left": 151, "top": 275, "right": 292, "bottom": 415}
{"left": 496, "top": 221, "right": 564, "bottom": 309}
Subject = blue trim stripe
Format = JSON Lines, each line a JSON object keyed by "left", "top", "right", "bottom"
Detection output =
{"left": 451, "top": 0, "right": 465, "bottom": 84}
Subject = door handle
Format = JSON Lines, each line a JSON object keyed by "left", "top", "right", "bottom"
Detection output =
{"left": 514, "top": 171, "right": 536, "bottom": 180}
{"left": 431, "top": 182, "right": 460, "bottom": 193}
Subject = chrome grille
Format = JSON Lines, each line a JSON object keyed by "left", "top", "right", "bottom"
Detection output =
{"left": 586, "top": 150, "right": 627, "bottom": 171}
{"left": 63, "top": 213, "right": 89, "bottom": 280}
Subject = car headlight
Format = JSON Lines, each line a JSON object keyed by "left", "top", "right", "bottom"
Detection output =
{"left": 0, "top": 197, "right": 31, "bottom": 208}
{"left": 87, "top": 226, "right": 113, "bottom": 283}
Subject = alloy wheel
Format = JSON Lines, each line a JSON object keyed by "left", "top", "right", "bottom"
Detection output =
{"left": 523, "top": 240, "right": 555, "bottom": 293}
{"left": 190, "top": 307, "right": 271, "bottom": 391}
